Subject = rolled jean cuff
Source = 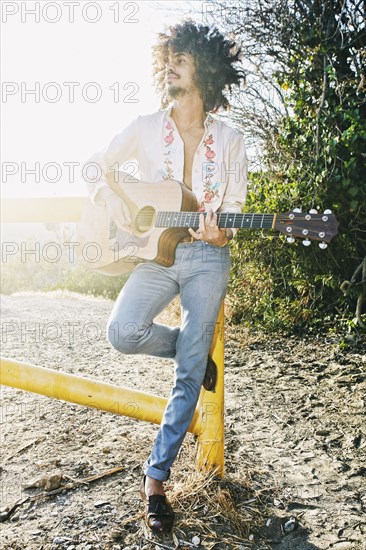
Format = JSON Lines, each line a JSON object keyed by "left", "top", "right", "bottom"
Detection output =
{"left": 143, "top": 462, "right": 170, "bottom": 482}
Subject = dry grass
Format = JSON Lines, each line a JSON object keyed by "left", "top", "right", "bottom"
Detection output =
{"left": 169, "top": 471, "right": 253, "bottom": 541}
{"left": 116, "top": 442, "right": 273, "bottom": 549}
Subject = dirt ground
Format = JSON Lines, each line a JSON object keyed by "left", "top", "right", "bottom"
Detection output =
{"left": 0, "top": 291, "right": 365, "bottom": 550}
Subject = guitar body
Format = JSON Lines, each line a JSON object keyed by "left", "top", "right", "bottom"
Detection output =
{"left": 77, "top": 178, "right": 197, "bottom": 276}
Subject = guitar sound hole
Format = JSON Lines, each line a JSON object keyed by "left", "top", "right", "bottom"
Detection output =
{"left": 135, "top": 206, "right": 155, "bottom": 233}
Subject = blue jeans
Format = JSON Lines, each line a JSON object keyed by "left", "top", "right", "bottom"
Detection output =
{"left": 106, "top": 241, "right": 231, "bottom": 481}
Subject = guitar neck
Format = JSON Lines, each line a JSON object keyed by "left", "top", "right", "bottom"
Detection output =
{"left": 156, "top": 212, "right": 275, "bottom": 229}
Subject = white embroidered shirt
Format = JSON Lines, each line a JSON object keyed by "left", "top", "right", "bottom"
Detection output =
{"left": 82, "top": 107, "right": 248, "bottom": 236}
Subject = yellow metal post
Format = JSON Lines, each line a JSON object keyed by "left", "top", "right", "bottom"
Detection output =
{"left": 1, "top": 194, "right": 226, "bottom": 475}
{"left": 0, "top": 304, "right": 225, "bottom": 475}
{"left": 0, "top": 357, "right": 200, "bottom": 435}
{"left": 195, "top": 302, "right": 225, "bottom": 477}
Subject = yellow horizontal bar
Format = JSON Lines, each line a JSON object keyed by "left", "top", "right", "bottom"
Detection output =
{"left": 0, "top": 357, "right": 200, "bottom": 434}
{"left": 1, "top": 197, "right": 87, "bottom": 223}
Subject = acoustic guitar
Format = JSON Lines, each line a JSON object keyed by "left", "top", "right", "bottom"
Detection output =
{"left": 77, "top": 172, "right": 339, "bottom": 276}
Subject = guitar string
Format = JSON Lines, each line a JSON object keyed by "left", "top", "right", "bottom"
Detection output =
{"left": 131, "top": 213, "right": 329, "bottom": 220}
{"left": 131, "top": 213, "right": 329, "bottom": 225}
{"left": 128, "top": 213, "right": 332, "bottom": 237}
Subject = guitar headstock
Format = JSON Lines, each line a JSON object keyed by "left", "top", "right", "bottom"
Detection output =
{"left": 274, "top": 209, "right": 339, "bottom": 248}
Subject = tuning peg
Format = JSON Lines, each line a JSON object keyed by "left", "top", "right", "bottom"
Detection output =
{"left": 293, "top": 208, "right": 302, "bottom": 213}
{"left": 309, "top": 209, "right": 318, "bottom": 214}
{"left": 302, "top": 239, "right": 311, "bottom": 246}
{"left": 319, "top": 242, "right": 328, "bottom": 249}
{"left": 323, "top": 209, "right": 332, "bottom": 214}
{"left": 286, "top": 236, "right": 295, "bottom": 244}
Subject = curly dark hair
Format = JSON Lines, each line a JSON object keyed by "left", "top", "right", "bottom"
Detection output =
{"left": 152, "top": 20, "right": 245, "bottom": 113}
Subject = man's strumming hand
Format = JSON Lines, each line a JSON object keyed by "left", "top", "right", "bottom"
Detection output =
{"left": 101, "top": 188, "right": 132, "bottom": 230}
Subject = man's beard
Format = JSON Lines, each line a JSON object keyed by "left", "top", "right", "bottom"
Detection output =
{"left": 167, "top": 84, "right": 186, "bottom": 98}
{"left": 167, "top": 83, "right": 195, "bottom": 99}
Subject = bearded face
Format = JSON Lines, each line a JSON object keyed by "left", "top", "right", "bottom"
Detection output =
{"left": 165, "top": 51, "right": 199, "bottom": 99}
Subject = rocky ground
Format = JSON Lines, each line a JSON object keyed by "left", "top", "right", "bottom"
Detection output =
{"left": 0, "top": 291, "right": 365, "bottom": 550}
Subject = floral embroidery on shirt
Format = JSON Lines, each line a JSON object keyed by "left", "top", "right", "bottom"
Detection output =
{"left": 204, "top": 134, "right": 214, "bottom": 146}
{"left": 162, "top": 122, "right": 175, "bottom": 180}
{"left": 198, "top": 133, "right": 220, "bottom": 211}
{"left": 164, "top": 123, "right": 174, "bottom": 145}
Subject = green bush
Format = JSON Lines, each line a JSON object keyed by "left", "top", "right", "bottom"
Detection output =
{"left": 227, "top": 0, "right": 365, "bottom": 332}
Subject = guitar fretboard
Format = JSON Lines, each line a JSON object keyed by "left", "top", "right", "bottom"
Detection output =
{"left": 156, "top": 212, "right": 275, "bottom": 229}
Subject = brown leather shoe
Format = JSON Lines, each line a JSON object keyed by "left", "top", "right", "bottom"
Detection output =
{"left": 203, "top": 355, "right": 217, "bottom": 392}
{"left": 139, "top": 476, "right": 175, "bottom": 533}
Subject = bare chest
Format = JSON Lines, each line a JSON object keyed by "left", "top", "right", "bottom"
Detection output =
{"left": 180, "top": 128, "right": 205, "bottom": 190}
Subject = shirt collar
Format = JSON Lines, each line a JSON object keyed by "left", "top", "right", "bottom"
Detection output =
{"left": 165, "top": 105, "right": 213, "bottom": 129}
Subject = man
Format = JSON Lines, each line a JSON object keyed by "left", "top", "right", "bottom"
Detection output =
{"left": 83, "top": 21, "right": 247, "bottom": 533}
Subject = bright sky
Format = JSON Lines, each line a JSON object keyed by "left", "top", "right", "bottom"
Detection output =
{"left": 1, "top": 0, "right": 210, "bottom": 198}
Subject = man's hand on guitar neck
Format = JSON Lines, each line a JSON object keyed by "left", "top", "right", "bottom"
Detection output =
{"left": 188, "top": 209, "right": 231, "bottom": 247}
{"left": 100, "top": 186, "right": 132, "bottom": 231}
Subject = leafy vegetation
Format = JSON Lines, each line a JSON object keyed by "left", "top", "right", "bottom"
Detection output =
{"left": 223, "top": 0, "right": 366, "bottom": 331}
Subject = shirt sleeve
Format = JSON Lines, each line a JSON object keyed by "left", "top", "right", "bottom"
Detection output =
{"left": 218, "top": 132, "right": 248, "bottom": 238}
{"left": 81, "top": 116, "right": 140, "bottom": 205}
